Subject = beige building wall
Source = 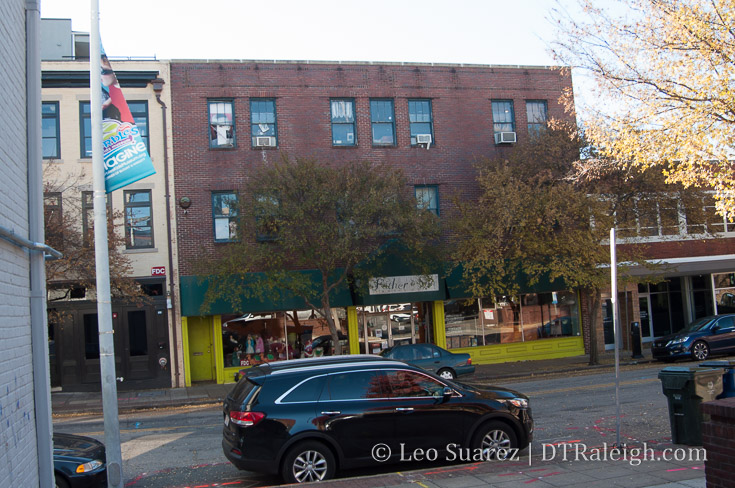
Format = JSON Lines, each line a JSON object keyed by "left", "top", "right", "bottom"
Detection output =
{"left": 42, "top": 59, "right": 184, "bottom": 387}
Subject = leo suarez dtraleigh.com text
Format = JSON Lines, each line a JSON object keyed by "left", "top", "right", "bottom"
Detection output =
{"left": 371, "top": 442, "right": 707, "bottom": 467}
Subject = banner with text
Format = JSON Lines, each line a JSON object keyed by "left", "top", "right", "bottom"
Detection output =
{"left": 100, "top": 47, "right": 155, "bottom": 192}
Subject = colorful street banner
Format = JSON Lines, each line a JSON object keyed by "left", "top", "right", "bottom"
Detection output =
{"left": 100, "top": 47, "right": 155, "bottom": 193}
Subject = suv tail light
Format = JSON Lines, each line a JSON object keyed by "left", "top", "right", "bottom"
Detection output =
{"left": 229, "top": 411, "right": 265, "bottom": 426}
{"left": 467, "top": 357, "right": 472, "bottom": 365}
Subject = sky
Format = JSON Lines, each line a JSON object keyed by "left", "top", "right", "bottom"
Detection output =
{"left": 40, "top": 0, "right": 591, "bottom": 103}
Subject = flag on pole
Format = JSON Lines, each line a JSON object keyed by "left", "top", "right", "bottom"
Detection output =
{"left": 99, "top": 47, "right": 155, "bottom": 193}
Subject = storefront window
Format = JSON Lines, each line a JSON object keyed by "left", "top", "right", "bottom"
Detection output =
{"left": 221, "top": 309, "right": 348, "bottom": 368}
{"left": 444, "top": 291, "right": 579, "bottom": 349}
{"left": 357, "top": 304, "right": 423, "bottom": 354}
{"left": 713, "top": 272, "right": 735, "bottom": 314}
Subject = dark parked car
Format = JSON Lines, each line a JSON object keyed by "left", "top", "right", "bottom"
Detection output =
{"left": 652, "top": 314, "right": 735, "bottom": 361}
{"left": 222, "top": 355, "right": 531, "bottom": 483}
{"left": 53, "top": 433, "right": 107, "bottom": 488}
{"left": 310, "top": 333, "right": 349, "bottom": 356}
{"left": 379, "top": 343, "right": 475, "bottom": 379}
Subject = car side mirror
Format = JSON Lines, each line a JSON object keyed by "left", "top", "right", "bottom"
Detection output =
{"left": 442, "top": 386, "right": 453, "bottom": 402}
{"left": 712, "top": 325, "right": 720, "bottom": 333}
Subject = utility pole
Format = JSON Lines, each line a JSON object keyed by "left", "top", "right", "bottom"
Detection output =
{"left": 90, "top": 1, "right": 123, "bottom": 486}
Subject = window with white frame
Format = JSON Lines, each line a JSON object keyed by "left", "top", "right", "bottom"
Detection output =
{"left": 608, "top": 193, "right": 733, "bottom": 240}
{"left": 208, "top": 100, "right": 235, "bottom": 148}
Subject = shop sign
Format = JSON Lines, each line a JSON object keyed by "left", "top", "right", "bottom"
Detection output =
{"left": 151, "top": 266, "right": 166, "bottom": 276}
{"left": 368, "top": 274, "right": 439, "bottom": 295}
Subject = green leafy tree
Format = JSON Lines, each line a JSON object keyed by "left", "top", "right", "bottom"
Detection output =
{"left": 452, "top": 122, "right": 710, "bottom": 364}
{"left": 552, "top": 0, "right": 735, "bottom": 218}
{"left": 199, "top": 157, "right": 441, "bottom": 355}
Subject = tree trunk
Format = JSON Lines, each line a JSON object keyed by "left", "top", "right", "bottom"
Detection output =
{"left": 589, "top": 288, "right": 601, "bottom": 366}
{"left": 321, "top": 297, "right": 343, "bottom": 356}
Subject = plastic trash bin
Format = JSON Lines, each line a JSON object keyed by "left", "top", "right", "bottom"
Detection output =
{"left": 699, "top": 360, "right": 735, "bottom": 399}
{"left": 658, "top": 367, "right": 723, "bottom": 445}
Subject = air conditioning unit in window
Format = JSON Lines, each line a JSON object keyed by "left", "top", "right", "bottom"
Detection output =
{"left": 416, "top": 134, "right": 432, "bottom": 144}
{"left": 494, "top": 131, "right": 517, "bottom": 144}
{"left": 255, "top": 136, "right": 276, "bottom": 147}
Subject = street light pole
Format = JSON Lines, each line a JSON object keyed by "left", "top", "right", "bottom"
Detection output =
{"left": 90, "top": 1, "right": 124, "bottom": 486}
{"left": 610, "top": 227, "right": 622, "bottom": 448}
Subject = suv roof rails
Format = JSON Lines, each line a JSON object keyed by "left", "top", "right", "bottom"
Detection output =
{"left": 243, "top": 354, "right": 389, "bottom": 377}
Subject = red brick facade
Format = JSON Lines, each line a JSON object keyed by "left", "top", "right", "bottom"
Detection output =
{"left": 702, "top": 398, "right": 735, "bottom": 488}
{"left": 170, "top": 61, "right": 574, "bottom": 276}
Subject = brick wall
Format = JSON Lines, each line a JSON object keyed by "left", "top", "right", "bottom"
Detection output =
{"left": 170, "top": 61, "right": 575, "bottom": 276}
{"left": 0, "top": 0, "right": 40, "bottom": 485}
{"left": 702, "top": 397, "right": 735, "bottom": 488}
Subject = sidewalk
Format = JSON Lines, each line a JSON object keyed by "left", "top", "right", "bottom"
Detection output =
{"left": 313, "top": 450, "right": 706, "bottom": 488}
{"left": 51, "top": 351, "right": 653, "bottom": 415}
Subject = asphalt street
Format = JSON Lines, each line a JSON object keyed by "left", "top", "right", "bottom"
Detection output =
{"left": 52, "top": 363, "right": 680, "bottom": 487}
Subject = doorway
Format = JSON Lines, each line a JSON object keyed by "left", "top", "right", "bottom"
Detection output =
{"left": 188, "top": 317, "right": 214, "bottom": 382}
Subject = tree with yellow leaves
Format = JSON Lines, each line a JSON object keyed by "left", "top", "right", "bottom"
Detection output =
{"left": 553, "top": 0, "right": 735, "bottom": 218}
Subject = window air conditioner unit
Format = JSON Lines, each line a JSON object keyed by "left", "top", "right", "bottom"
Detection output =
{"left": 256, "top": 136, "right": 276, "bottom": 147}
{"left": 494, "top": 131, "right": 516, "bottom": 144}
{"left": 416, "top": 134, "right": 432, "bottom": 144}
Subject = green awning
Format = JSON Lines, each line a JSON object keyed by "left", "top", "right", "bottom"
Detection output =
{"left": 445, "top": 262, "right": 569, "bottom": 299}
{"left": 180, "top": 269, "right": 353, "bottom": 317}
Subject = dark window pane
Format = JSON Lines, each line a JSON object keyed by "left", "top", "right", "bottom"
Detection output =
{"left": 327, "top": 371, "right": 386, "bottom": 400}
{"left": 282, "top": 377, "right": 326, "bottom": 403}
{"left": 384, "top": 370, "right": 444, "bottom": 398}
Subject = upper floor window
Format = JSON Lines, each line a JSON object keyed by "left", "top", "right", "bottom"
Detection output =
{"left": 330, "top": 99, "right": 356, "bottom": 146}
{"left": 128, "top": 101, "right": 149, "bottom": 151}
{"left": 526, "top": 100, "right": 548, "bottom": 136}
{"left": 251, "top": 99, "right": 277, "bottom": 147}
{"left": 124, "top": 190, "right": 153, "bottom": 249}
{"left": 208, "top": 100, "right": 235, "bottom": 148}
{"left": 44, "top": 192, "right": 62, "bottom": 229}
{"left": 408, "top": 99, "right": 434, "bottom": 146}
{"left": 42, "top": 102, "right": 60, "bottom": 159}
{"left": 82, "top": 191, "right": 111, "bottom": 246}
{"left": 492, "top": 100, "right": 515, "bottom": 133}
{"left": 212, "top": 191, "right": 239, "bottom": 242}
{"left": 255, "top": 194, "right": 279, "bottom": 242}
{"left": 415, "top": 185, "right": 439, "bottom": 216}
{"left": 80, "top": 101, "right": 92, "bottom": 158}
{"left": 370, "top": 99, "right": 395, "bottom": 146}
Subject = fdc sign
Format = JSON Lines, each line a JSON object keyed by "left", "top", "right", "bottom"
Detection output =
{"left": 151, "top": 266, "right": 166, "bottom": 276}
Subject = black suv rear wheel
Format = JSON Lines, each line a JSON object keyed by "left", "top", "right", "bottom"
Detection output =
{"left": 281, "top": 440, "right": 336, "bottom": 483}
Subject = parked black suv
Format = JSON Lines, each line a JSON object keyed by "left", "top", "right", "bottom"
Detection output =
{"left": 222, "top": 355, "right": 532, "bottom": 483}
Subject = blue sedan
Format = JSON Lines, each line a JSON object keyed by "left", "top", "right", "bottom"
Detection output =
{"left": 652, "top": 314, "right": 735, "bottom": 362}
{"left": 379, "top": 343, "right": 475, "bottom": 379}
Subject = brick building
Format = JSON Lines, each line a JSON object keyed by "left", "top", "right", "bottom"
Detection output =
{"left": 170, "top": 60, "right": 587, "bottom": 385}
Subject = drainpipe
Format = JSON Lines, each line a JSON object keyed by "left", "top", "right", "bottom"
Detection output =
{"left": 152, "top": 78, "right": 181, "bottom": 387}
{"left": 26, "top": 0, "right": 55, "bottom": 485}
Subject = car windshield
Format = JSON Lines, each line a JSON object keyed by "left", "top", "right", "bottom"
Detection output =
{"left": 682, "top": 317, "right": 715, "bottom": 333}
